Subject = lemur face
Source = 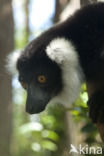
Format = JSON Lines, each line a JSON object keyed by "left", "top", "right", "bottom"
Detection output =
{"left": 17, "top": 56, "right": 62, "bottom": 114}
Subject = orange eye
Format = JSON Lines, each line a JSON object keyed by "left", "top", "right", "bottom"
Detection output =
{"left": 21, "top": 82, "right": 27, "bottom": 89}
{"left": 37, "top": 75, "right": 46, "bottom": 84}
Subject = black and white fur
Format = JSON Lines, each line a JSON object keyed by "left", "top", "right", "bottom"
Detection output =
{"left": 12, "top": 3, "right": 104, "bottom": 123}
{"left": 46, "top": 38, "right": 84, "bottom": 106}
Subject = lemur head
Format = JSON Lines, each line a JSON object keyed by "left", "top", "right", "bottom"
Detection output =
{"left": 16, "top": 36, "right": 83, "bottom": 114}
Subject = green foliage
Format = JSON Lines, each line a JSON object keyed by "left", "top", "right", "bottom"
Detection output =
{"left": 70, "top": 84, "right": 104, "bottom": 155}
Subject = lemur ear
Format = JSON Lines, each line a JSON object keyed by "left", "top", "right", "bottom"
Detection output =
{"left": 46, "top": 38, "right": 78, "bottom": 66}
{"left": 6, "top": 50, "right": 22, "bottom": 75}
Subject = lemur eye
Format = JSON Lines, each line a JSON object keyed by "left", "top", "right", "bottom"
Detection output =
{"left": 21, "top": 82, "right": 27, "bottom": 89}
{"left": 37, "top": 75, "right": 46, "bottom": 84}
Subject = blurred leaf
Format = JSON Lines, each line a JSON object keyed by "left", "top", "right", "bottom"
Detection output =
{"left": 42, "top": 140, "right": 57, "bottom": 151}
{"left": 81, "top": 83, "right": 87, "bottom": 92}
{"left": 80, "top": 92, "right": 88, "bottom": 103}
{"left": 41, "top": 115, "right": 56, "bottom": 129}
{"left": 20, "top": 122, "right": 43, "bottom": 133}
{"left": 71, "top": 110, "right": 80, "bottom": 116}
{"left": 31, "top": 143, "right": 41, "bottom": 152}
{"left": 42, "top": 130, "right": 59, "bottom": 142}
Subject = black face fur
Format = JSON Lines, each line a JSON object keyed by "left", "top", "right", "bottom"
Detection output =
{"left": 17, "top": 53, "right": 62, "bottom": 114}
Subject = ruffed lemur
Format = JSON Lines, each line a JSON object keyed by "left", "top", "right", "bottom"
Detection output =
{"left": 12, "top": 3, "right": 104, "bottom": 123}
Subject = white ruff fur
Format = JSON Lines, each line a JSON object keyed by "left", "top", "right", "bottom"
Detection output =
{"left": 46, "top": 38, "right": 84, "bottom": 107}
{"left": 6, "top": 50, "right": 22, "bottom": 75}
